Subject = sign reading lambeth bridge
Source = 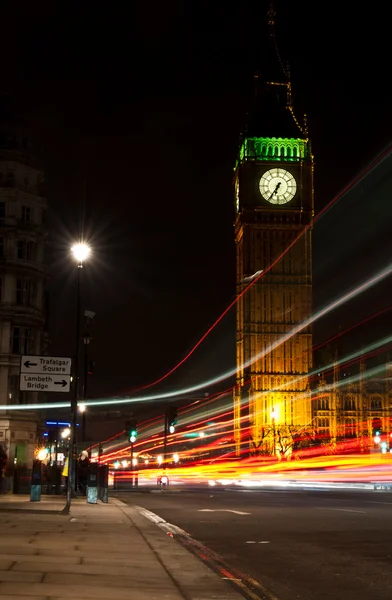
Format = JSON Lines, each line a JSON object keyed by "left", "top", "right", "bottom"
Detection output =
{"left": 19, "top": 355, "right": 72, "bottom": 393}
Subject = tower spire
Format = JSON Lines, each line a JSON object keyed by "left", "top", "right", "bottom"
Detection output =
{"left": 245, "top": 1, "right": 307, "bottom": 139}
{"left": 267, "top": 0, "right": 288, "bottom": 82}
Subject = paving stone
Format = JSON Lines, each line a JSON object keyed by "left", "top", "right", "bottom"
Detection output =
{"left": 12, "top": 561, "right": 165, "bottom": 579}
{"left": 3, "top": 555, "right": 81, "bottom": 565}
{"left": 0, "top": 570, "right": 43, "bottom": 583}
{"left": 43, "top": 571, "right": 168, "bottom": 589}
{"left": 0, "top": 594, "right": 47, "bottom": 600}
{"left": 0, "top": 583, "right": 182, "bottom": 599}
{"left": 0, "top": 547, "right": 38, "bottom": 556}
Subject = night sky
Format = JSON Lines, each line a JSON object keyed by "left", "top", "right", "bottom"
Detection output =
{"left": 2, "top": 1, "right": 392, "bottom": 411}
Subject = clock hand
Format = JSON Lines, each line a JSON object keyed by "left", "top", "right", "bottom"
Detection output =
{"left": 268, "top": 181, "right": 281, "bottom": 201}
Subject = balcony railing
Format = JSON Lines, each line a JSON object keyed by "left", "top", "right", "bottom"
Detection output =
{"left": 0, "top": 255, "right": 46, "bottom": 273}
{"left": 0, "top": 302, "right": 45, "bottom": 322}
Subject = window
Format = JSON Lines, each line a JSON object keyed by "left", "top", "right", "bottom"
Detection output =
{"left": 6, "top": 171, "right": 14, "bottom": 186}
{"left": 17, "top": 240, "right": 36, "bottom": 261}
{"left": 371, "top": 397, "right": 382, "bottom": 409}
{"left": 12, "top": 326, "right": 32, "bottom": 354}
{"left": 319, "top": 398, "right": 329, "bottom": 410}
{"left": 344, "top": 418, "right": 356, "bottom": 438}
{"left": 8, "top": 374, "right": 20, "bottom": 404}
{"left": 21, "top": 206, "right": 31, "bottom": 222}
{"left": 0, "top": 201, "right": 5, "bottom": 225}
{"left": 16, "top": 279, "right": 35, "bottom": 305}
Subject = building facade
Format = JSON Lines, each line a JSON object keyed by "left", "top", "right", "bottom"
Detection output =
{"left": 0, "top": 97, "right": 48, "bottom": 481}
{"left": 314, "top": 359, "right": 392, "bottom": 451}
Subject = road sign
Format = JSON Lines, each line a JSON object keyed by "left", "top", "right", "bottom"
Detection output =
{"left": 19, "top": 373, "right": 71, "bottom": 393}
{"left": 20, "top": 355, "right": 72, "bottom": 376}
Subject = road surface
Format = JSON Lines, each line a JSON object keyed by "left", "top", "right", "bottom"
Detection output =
{"left": 115, "top": 487, "right": 392, "bottom": 600}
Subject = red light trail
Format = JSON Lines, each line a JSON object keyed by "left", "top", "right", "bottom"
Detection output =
{"left": 121, "top": 144, "right": 392, "bottom": 394}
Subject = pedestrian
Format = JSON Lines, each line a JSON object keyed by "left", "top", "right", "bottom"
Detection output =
{"left": 0, "top": 445, "right": 7, "bottom": 493}
{"left": 78, "top": 450, "right": 90, "bottom": 495}
{"left": 62, "top": 450, "right": 69, "bottom": 495}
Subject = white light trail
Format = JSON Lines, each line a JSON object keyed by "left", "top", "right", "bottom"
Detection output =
{"left": 1, "top": 263, "right": 392, "bottom": 412}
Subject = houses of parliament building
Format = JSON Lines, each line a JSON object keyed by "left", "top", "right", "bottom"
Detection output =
{"left": 233, "top": 5, "right": 392, "bottom": 456}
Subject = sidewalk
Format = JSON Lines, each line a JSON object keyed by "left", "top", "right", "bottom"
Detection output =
{"left": 0, "top": 495, "right": 245, "bottom": 600}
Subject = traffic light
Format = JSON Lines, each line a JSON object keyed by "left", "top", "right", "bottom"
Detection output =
{"left": 373, "top": 427, "right": 382, "bottom": 444}
{"left": 372, "top": 419, "right": 382, "bottom": 443}
{"left": 167, "top": 407, "right": 178, "bottom": 434}
{"left": 126, "top": 419, "right": 137, "bottom": 444}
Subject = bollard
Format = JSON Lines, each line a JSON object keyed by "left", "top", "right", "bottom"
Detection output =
{"left": 98, "top": 464, "right": 109, "bottom": 503}
{"left": 30, "top": 460, "right": 42, "bottom": 502}
{"left": 86, "top": 463, "right": 98, "bottom": 504}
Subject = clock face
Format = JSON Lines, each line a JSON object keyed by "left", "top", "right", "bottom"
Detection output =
{"left": 259, "top": 168, "right": 297, "bottom": 205}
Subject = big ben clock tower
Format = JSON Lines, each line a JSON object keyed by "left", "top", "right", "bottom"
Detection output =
{"left": 233, "top": 3, "right": 314, "bottom": 456}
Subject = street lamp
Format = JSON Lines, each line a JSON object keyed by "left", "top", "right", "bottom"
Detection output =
{"left": 61, "top": 427, "right": 71, "bottom": 439}
{"left": 71, "top": 243, "right": 91, "bottom": 264}
{"left": 271, "top": 408, "right": 277, "bottom": 457}
{"left": 64, "top": 241, "right": 91, "bottom": 514}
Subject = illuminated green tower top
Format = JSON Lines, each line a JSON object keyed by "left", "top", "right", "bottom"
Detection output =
{"left": 236, "top": 1, "right": 312, "bottom": 177}
{"left": 234, "top": 1, "right": 313, "bottom": 213}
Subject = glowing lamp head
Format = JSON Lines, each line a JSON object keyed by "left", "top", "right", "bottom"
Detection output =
{"left": 71, "top": 242, "right": 91, "bottom": 264}
{"left": 169, "top": 425, "right": 175, "bottom": 434}
{"left": 37, "top": 448, "right": 48, "bottom": 461}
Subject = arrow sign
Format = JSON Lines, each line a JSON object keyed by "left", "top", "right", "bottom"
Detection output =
{"left": 20, "top": 355, "right": 72, "bottom": 375}
{"left": 24, "top": 360, "right": 38, "bottom": 369}
{"left": 19, "top": 373, "right": 71, "bottom": 393}
{"left": 54, "top": 380, "right": 68, "bottom": 387}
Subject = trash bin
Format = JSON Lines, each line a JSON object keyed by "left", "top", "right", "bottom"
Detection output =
{"left": 30, "top": 460, "right": 42, "bottom": 502}
{"left": 98, "top": 464, "right": 109, "bottom": 503}
{"left": 86, "top": 463, "right": 98, "bottom": 504}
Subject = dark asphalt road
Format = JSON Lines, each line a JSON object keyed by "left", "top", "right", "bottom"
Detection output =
{"left": 115, "top": 487, "right": 392, "bottom": 600}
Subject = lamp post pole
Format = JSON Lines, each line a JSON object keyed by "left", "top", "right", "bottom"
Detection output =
{"left": 163, "top": 411, "right": 168, "bottom": 468}
{"left": 81, "top": 310, "right": 94, "bottom": 446}
{"left": 63, "top": 242, "right": 91, "bottom": 515}
{"left": 271, "top": 408, "right": 276, "bottom": 457}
